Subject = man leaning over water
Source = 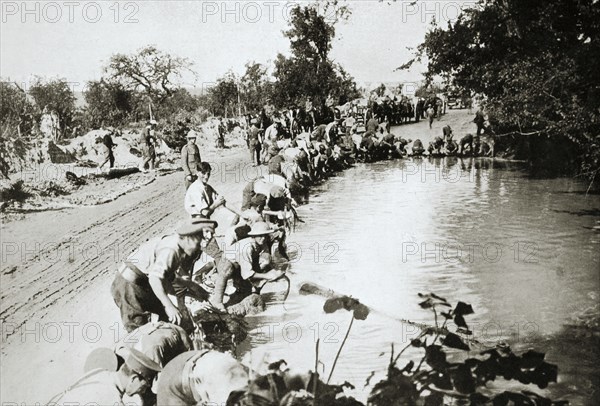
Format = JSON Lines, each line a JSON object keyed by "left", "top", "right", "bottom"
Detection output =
{"left": 110, "top": 218, "right": 219, "bottom": 332}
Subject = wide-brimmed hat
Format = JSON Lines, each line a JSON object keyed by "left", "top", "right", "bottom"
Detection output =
{"left": 186, "top": 131, "right": 197, "bottom": 139}
{"left": 84, "top": 347, "right": 119, "bottom": 373}
{"left": 269, "top": 185, "right": 286, "bottom": 199}
{"left": 250, "top": 194, "right": 268, "bottom": 207}
{"left": 126, "top": 348, "right": 162, "bottom": 381}
{"left": 176, "top": 218, "right": 218, "bottom": 236}
{"left": 247, "top": 222, "right": 275, "bottom": 237}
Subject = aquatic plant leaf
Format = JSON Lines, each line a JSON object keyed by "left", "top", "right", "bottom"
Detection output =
{"left": 457, "top": 326, "right": 473, "bottom": 335}
{"left": 473, "top": 358, "right": 498, "bottom": 383}
{"left": 368, "top": 373, "right": 419, "bottom": 406}
{"left": 323, "top": 296, "right": 369, "bottom": 320}
{"left": 419, "top": 298, "right": 434, "bottom": 309}
{"left": 418, "top": 294, "right": 451, "bottom": 309}
{"left": 401, "top": 360, "right": 414, "bottom": 373}
{"left": 454, "top": 301, "right": 475, "bottom": 316}
{"left": 430, "top": 371, "right": 453, "bottom": 390}
{"left": 411, "top": 338, "right": 423, "bottom": 347}
{"left": 520, "top": 350, "right": 545, "bottom": 369}
{"left": 531, "top": 362, "right": 558, "bottom": 389}
{"left": 498, "top": 354, "right": 521, "bottom": 380}
{"left": 516, "top": 370, "right": 531, "bottom": 385}
{"left": 324, "top": 297, "right": 345, "bottom": 313}
{"left": 450, "top": 364, "right": 477, "bottom": 394}
{"left": 425, "top": 345, "right": 448, "bottom": 370}
{"left": 454, "top": 314, "right": 469, "bottom": 329}
{"left": 442, "top": 333, "right": 471, "bottom": 351}
{"left": 441, "top": 311, "right": 453, "bottom": 319}
{"left": 464, "top": 358, "right": 481, "bottom": 368}
{"left": 353, "top": 303, "right": 370, "bottom": 320}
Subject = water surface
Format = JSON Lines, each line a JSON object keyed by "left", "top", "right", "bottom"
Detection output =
{"left": 245, "top": 157, "right": 600, "bottom": 404}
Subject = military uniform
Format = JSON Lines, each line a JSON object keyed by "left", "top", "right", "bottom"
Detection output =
{"left": 248, "top": 125, "right": 262, "bottom": 165}
{"left": 110, "top": 234, "right": 209, "bottom": 333}
{"left": 156, "top": 350, "right": 207, "bottom": 406}
{"left": 51, "top": 370, "right": 124, "bottom": 405}
{"left": 50, "top": 349, "right": 161, "bottom": 406}
{"left": 181, "top": 142, "right": 202, "bottom": 190}
{"left": 115, "top": 322, "right": 193, "bottom": 367}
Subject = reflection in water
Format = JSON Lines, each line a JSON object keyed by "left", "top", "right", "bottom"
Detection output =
{"left": 242, "top": 157, "right": 600, "bottom": 403}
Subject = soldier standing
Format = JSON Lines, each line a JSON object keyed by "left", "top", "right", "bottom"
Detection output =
{"left": 181, "top": 132, "right": 202, "bottom": 190}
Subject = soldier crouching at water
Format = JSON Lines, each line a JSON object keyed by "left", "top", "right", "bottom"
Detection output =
{"left": 156, "top": 350, "right": 249, "bottom": 406}
{"left": 412, "top": 139, "right": 425, "bottom": 155}
{"left": 110, "top": 218, "right": 220, "bottom": 333}
{"left": 459, "top": 133, "right": 476, "bottom": 155}
{"left": 428, "top": 136, "right": 445, "bottom": 155}
{"left": 48, "top": 348, "right": 161, "bottom": 406}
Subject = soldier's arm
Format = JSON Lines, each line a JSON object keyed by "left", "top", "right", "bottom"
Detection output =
{"left": 195, "top": 145, "right": 202, "bottom": 166}
{"left": 148, "top": 249, "right": 182, "bottom": 324}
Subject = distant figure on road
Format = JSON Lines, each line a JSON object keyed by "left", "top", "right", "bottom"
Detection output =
{"left": 141, "top": 132, "right": 156, "bottom": 172}
{"left": 102, "top": 131, "right": 116, "bottom": 169}
{"left": 427, "top": 106, "right": 435, "bottom": 129}
{"left": 248, "top": 119, "right": 262, "bottom": 166}
{"left": 474, "top": 109, "right": 486, "bottom": 135}
{"left": 181, "top": 132, "right": 202, "bottom": 190}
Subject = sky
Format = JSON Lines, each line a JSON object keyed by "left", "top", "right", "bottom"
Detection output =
{"left": 1, "top": 0, "right": 471, "bottom": 93}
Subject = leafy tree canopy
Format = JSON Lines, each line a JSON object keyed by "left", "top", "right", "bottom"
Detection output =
{"left": 414, "top": 0, "right": 600, "bottom": 181}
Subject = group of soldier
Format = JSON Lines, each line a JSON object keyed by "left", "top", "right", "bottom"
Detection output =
{"left": 51, "top": 100, "right": 496, "bottom": 405}
{"left": 240, "top": 104, "right": 494, "bottom": 191}
{"left": 52, "top": 114, "right": 317, "bottom": 405}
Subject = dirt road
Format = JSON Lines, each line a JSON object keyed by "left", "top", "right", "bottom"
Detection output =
{"left": 0, "top": 109, "right": 477, "bottom": 403}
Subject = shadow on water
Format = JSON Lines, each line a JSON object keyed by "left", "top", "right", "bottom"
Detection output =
{"left": 534, "top": 323, "right": 600, "bottom": 405}
{"left": 552, "top": 208, "right": 600, "bottom": 217}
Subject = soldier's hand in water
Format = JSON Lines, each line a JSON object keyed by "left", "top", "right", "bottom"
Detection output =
{"left": 196, "top": 301, "right": 217, "bottom": 312}
{"left": 165, "top": 304, "right": 182, "bottom": 325}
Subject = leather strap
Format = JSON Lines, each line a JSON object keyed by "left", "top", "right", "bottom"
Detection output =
{"left": 182, "top": 350, "right": 211, "bottom": 404}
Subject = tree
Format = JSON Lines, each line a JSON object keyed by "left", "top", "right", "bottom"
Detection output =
{"left": 205, "top": 71, "right": 239, "bottom": 117}
{"left": 28, "top": 77, "right": 76, "bottom": 137}
{"left": 0, "top": 81, "right": 34, "bottom": 137}
{"left": 240, "top": 61, "right": 273, "bottom": 113}
{"left": 272, "top": 5, "right": 359, "bottom": 110}
{"left": 105, "top": 46, "right": 194, "bottom": 106}
{"left": 0, "top": 81, "right": 36, "bottom": 177}
{"left": 415, "top": 0, "right": 600, "bottom": 182}
{"left": 155, "top": 87, "right": 200, "bottom": 119}
{"left": 84, "top": 79, "right": 135, "bottom": 128}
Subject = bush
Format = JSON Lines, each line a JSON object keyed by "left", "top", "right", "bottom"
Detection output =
{"left": 0, "top": 180, "right": 33, "bottom": 203}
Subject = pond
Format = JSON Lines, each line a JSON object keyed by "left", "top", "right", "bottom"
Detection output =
{"left": 243, "top": 156, "right": 600, "bottom": 404}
